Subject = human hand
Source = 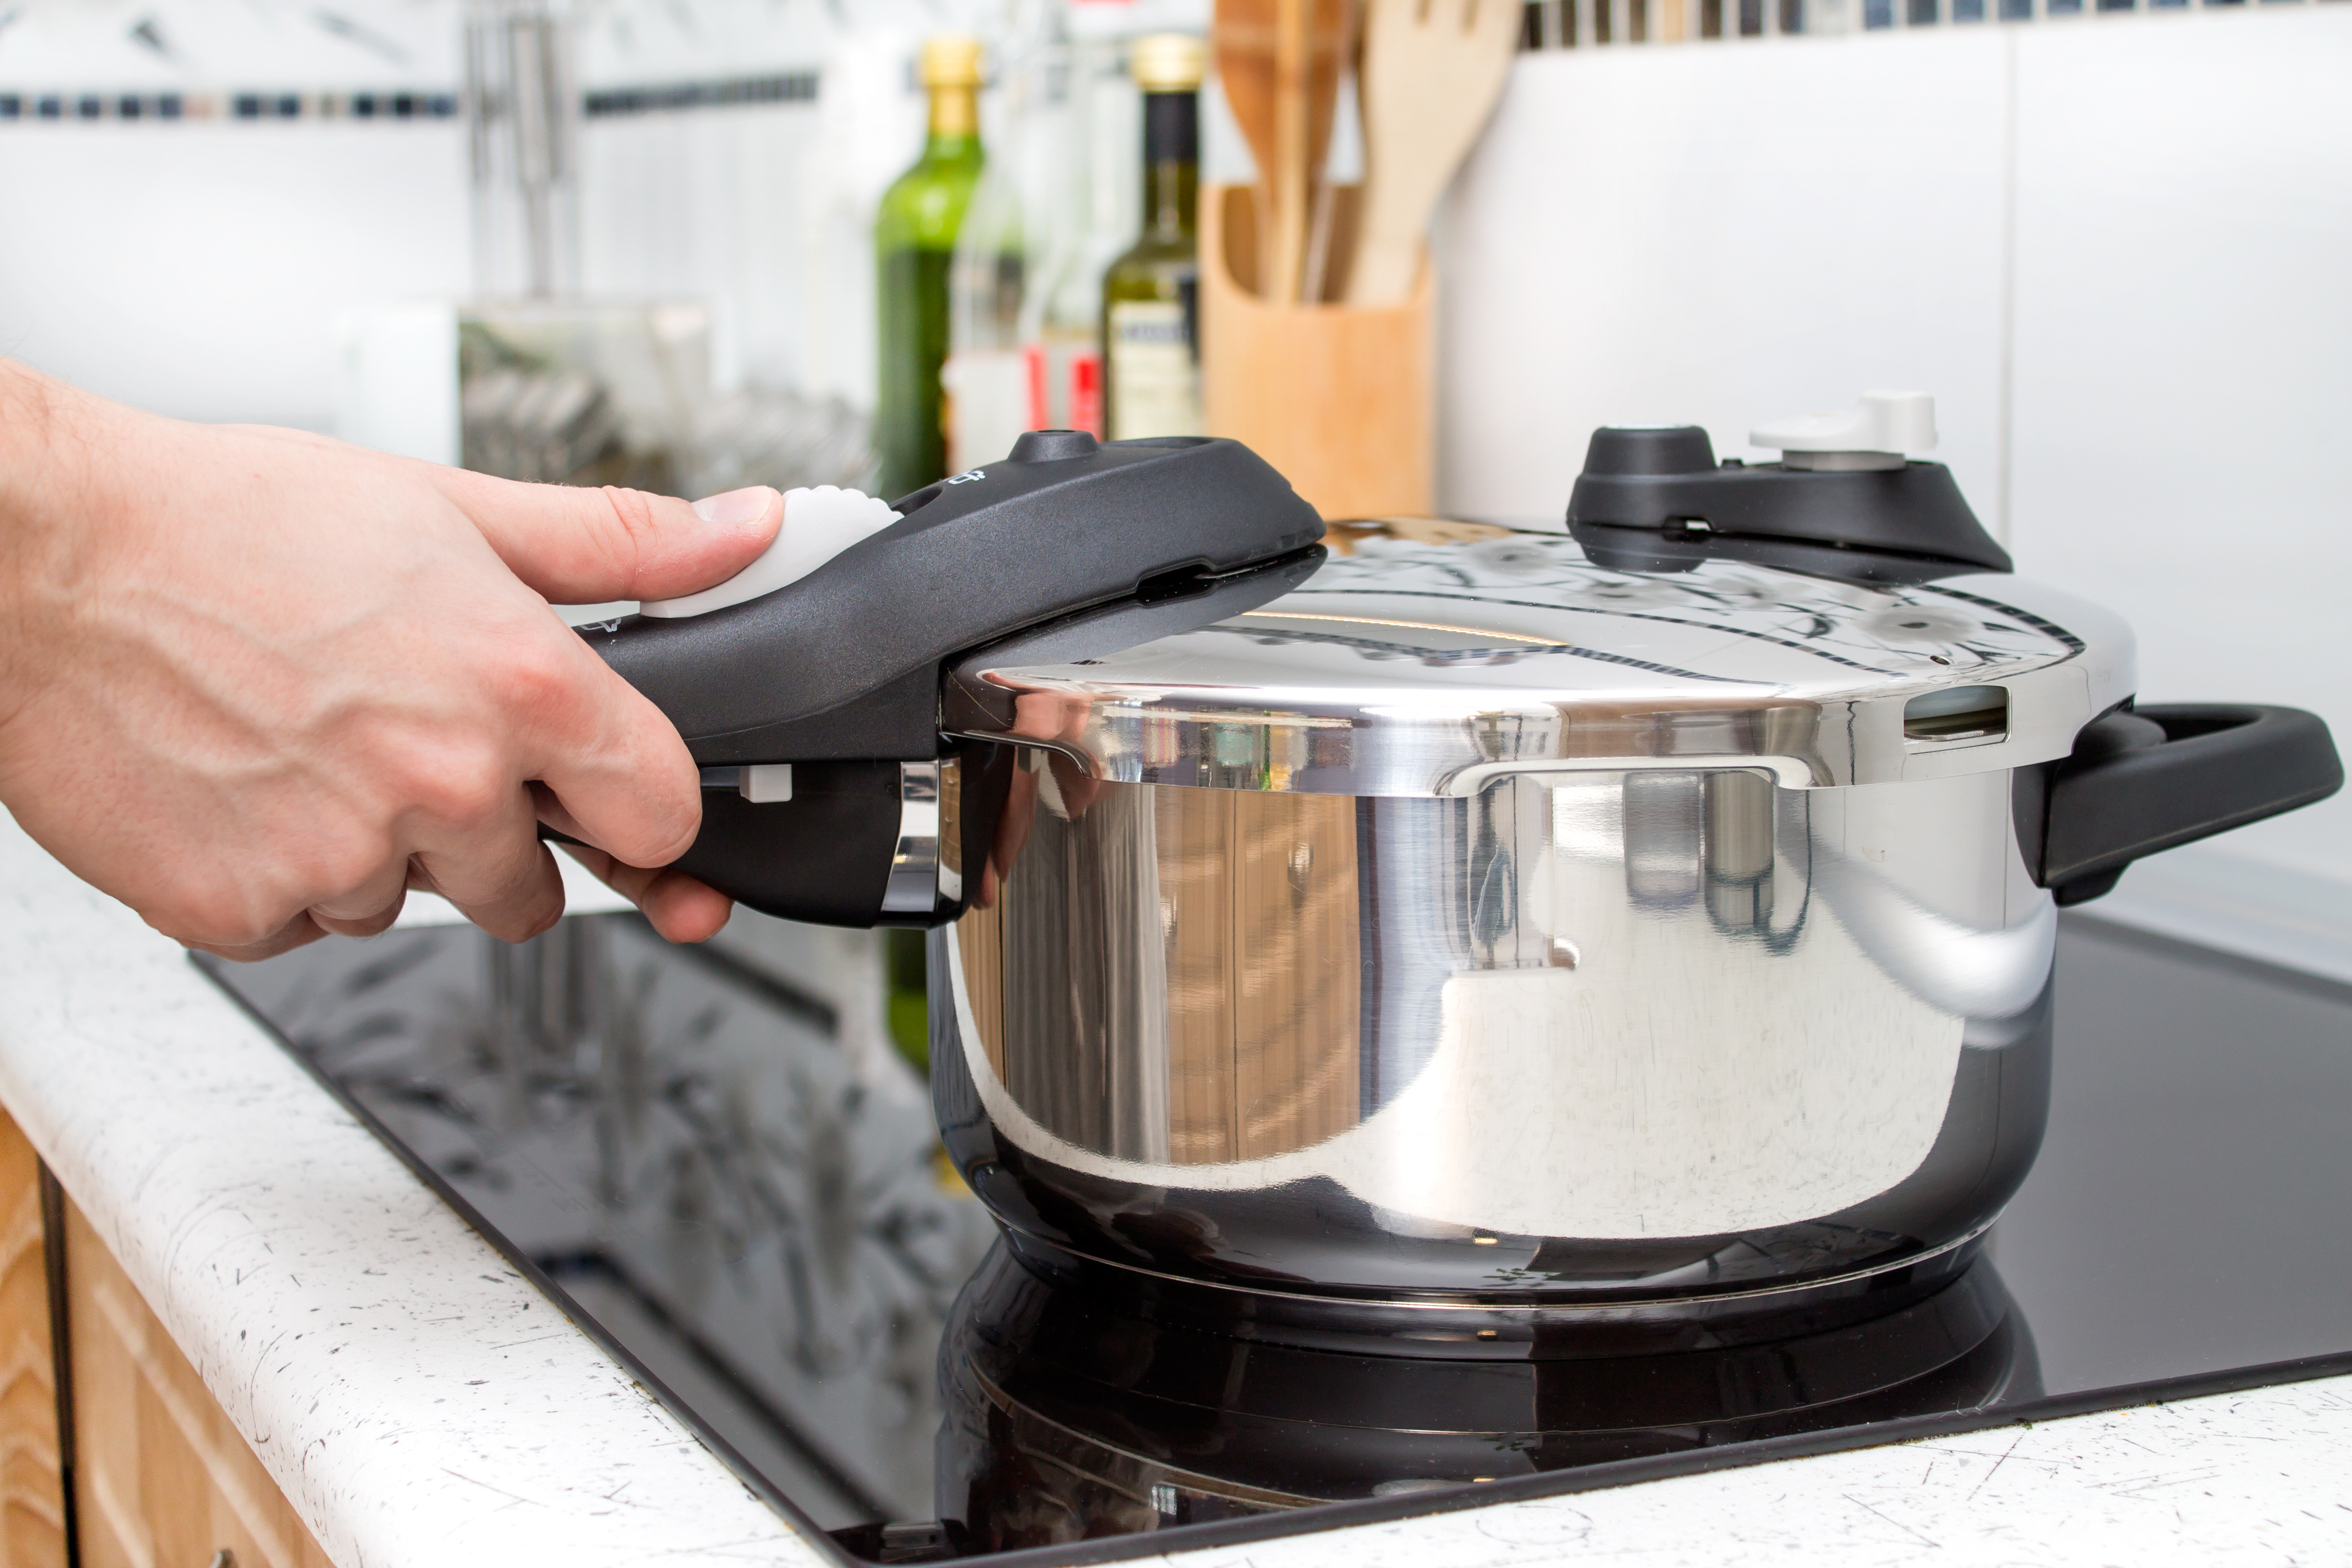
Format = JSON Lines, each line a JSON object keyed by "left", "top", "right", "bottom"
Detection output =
{"left": 0, "top": 362, "right": 778, "bottom": 960}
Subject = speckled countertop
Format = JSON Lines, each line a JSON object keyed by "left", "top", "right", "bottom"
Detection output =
{"left": 0, "top": 813, "right": 2344, "bottom": 1566}
{"left": 0, "top": 817, "right": 817, "bottom": 1567}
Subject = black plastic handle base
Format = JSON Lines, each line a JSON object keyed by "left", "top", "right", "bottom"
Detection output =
{"left": 539, "top": 741, "right": 1020, "bottom": 928}
{"left": 2021, "top": 704, "right": 2343, "bottom": 906}
{"left": 1566, "top": 425, "right": 2015, "bottom": 582}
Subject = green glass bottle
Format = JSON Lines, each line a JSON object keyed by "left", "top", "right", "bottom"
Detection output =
{"left": 1102, "top": 34, "right": 1206, "bottom": 442}
{"left": 876, "top": 35, "right": 986, "bottom": 501}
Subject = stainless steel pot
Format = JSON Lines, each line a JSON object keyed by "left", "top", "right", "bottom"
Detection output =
{"left": 929, "top": 467, "right": 2338, "bottom": 1315}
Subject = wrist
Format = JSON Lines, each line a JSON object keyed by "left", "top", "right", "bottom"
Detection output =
{"left": 0, "top": 362, "right": 53, "bottom": 732}
{"left": 0, "top": 358, "right": 63, "bottom": 547}
{"left": 0, "top": 362, "right": 128, "bottom": 751}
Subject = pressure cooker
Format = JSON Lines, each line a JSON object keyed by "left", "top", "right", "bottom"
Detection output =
{"left": 573, "top": 399, "right": 2341, "bottom": 1319}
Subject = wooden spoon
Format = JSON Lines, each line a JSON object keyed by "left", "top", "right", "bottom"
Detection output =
{"left": 1347, "top": 0, "right": 1519, "bottom": 306}
{"left": 1273, "top": 0, "right": 1311, "bottom": 303}
{"left": 1213, "top": 0, "right": 1281, "bottom": 295}
{"left": 1214, "top": 0, "right": 1354, "bottom": 301}
{"left": 1300, "top": 0, "right": 1362, "bottom": 303}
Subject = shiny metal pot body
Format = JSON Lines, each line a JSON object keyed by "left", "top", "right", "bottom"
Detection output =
{"left": 935, "top": 759, "right": 2057, "bottom": 1304}
{"left": 933, "top": 534, "right": 2124, "bottom": 1307}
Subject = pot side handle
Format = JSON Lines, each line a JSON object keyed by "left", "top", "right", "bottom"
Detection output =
{"left": 2020, "top": 704, "right": 2343, "bottom": 907}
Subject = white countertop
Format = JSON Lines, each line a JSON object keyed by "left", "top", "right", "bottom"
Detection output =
{"left": 1167, "top": 1378, "right": 2352, "bottom": 1567}
{"left": 0, "top": 812, "right": 2344, "bottom": 1566}
{"left": 0, "top": 817, "right": 819, "bottom": 1567}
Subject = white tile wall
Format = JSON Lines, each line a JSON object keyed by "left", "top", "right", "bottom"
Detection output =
{"left": 1439, "top": 5, "right": 2352, "bottom": 898}
{"left": 0, "top": 120, "right": 469, "bottom": 428}
{"left": 1436, "top": 30, "right": 2011, "bottom": 526}
{"left": 2005, "top": 7, "right": 2352, "bottom": 884}
{"left": 580, "top": 103, "right": 833, "bottom": 395}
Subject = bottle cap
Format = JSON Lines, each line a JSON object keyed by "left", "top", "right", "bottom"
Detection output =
{"left": 1130, "top": 32, "right": 1206, "bottom": 92}
{"left": 919, "top": 35, "right": 985, "bottom": 88}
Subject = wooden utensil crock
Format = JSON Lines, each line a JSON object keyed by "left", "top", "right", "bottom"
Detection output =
{"left": 1201, "top": 183, "right": 1433, "bottom": 520}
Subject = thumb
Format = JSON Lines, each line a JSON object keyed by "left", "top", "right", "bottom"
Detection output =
{"left": 434, "top": 469, "right": 781, "bottom": 605}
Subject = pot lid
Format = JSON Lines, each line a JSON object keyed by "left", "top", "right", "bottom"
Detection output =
{"left": 948, "top": 521, "right": 2135, "bottom": 796}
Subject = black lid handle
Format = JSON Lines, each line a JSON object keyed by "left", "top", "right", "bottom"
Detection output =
{"left": 2032, "top": 704, "right": 2343, "bottom": 905}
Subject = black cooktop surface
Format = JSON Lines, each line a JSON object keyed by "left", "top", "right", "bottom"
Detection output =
{"left": 198, "top": 909, "right": 2352, "bottom": 1563}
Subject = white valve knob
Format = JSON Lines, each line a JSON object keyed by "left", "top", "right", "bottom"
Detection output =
{"left": 638, "top": 485, "right": 900, "bottom": 619}
{"left": 1750, "top": 391, "right": 1936, "bottom": 471}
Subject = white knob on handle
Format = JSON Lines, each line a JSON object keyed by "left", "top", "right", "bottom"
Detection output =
{"left": 1750, "top": 391, "right": 1937, "bottom": 464}
{"left": 638, "top": 485, "right": 900, "bottom": 620}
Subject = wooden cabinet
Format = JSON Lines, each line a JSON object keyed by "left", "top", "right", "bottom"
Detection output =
{"left": 0, "top": 1109, "right": 332, "bottom": 1568}
{"left": 62, "top": 1201, "right": 334, "bottom": 1568}
{"left": 0, "top": 1110, "right": 64, "bottom": 1568}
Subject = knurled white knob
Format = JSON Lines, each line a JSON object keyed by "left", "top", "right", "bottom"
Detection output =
{"left": 638, "top": 485, "right": 900, "bottom": 619}
{"left": 1750, "top": 391, "right": 1937, "bottom": 459}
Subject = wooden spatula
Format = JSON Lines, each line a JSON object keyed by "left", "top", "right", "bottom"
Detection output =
{"left": 1346, "top": 0, "right": 1519, "bottom": 306}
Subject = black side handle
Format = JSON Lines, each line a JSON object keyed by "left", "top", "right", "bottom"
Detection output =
{"left": 2028, "top": 704, "right": 2342, "bottom": 906}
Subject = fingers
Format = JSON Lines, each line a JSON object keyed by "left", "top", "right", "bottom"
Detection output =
{"left": 180, "top": 782, "right": 705, "bottom": 957}
{"left": 524, "top": 666, "right": 705, "bottom": 870}
{"left": 204, "top": 846, "right": 725, "bottom": 957}
{"left": 177, "top": 908, "right": 332, "bottom": 963}
{"left": 410, "top": 783, "right": 569, "bottom": 943}
{"left": 449, "top": 491, "right": 744, "bottom": 872}
{"left": 433, "top": 468, "right": 781, "bottom": 605}
{"left": 310, "top": 892, "right": 408, "bottom": 940}
{"left": 307, "top": 846, "right": 414, "bottom": 936}
{"left": 556, "top": 843, "right": 733, "bottom": 943}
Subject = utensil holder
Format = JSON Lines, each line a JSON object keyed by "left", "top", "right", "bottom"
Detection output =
{"left": 1200, "top": 184, "right": 1434, "bottom": 520}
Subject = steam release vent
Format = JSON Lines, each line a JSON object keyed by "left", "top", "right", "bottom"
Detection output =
{"left": 1905, "top": 686, "right": 2010, "bottom": 743}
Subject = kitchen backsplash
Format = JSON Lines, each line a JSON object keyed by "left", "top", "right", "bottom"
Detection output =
{"left": 1512, "top": 0, "right": 2280, "bottom": 47}
{"left": 0, "top": 71, "right": 818, "bottom": 124}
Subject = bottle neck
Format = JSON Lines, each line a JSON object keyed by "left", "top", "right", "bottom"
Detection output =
{"left": 927, "top": 82, "right": 979, "bottom": 148}
{"left": 1140, "top": 89, "right": 1199, "bottom": 241}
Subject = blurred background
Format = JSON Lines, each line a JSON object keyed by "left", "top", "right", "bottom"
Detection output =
{"left": 1, "top": 0, "right": 2345, "bottom": 986}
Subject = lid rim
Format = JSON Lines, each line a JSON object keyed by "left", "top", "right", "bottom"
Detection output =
{"left": 951, "top": 527, "right": 2135, "bottom": 797}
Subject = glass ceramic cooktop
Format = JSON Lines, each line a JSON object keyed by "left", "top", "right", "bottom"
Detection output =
{"left": 198, "top": 909, "right": 2352, "bottom": 1564}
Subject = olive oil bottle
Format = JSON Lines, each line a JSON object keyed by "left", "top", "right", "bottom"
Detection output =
{"left": 1101, "top": 33, "right": 1205, "bottom": 441}
{"left": 875, "top": 36, "right": 986, "bottom": 501}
